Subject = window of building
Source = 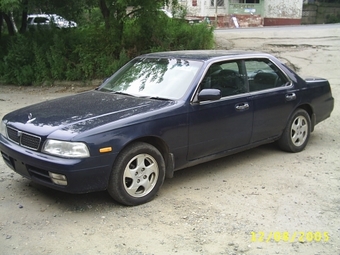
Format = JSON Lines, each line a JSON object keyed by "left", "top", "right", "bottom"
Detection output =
{"left": 210, "top": 0, "right": 225, "bottom": 7}
{"left": 192, "top": 0, "right": 197, "bottom": 6}
{"left": 230, "top": 0, "right": 260, "bottom": 3}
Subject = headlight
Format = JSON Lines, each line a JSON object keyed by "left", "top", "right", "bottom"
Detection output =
{"left": 0, "top": 120, "right": 7, "bottom": 138}
{"left": 42, "top": 140, "right": 90, "bottom": 158}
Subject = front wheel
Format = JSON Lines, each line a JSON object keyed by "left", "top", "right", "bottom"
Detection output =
{"left": 108, "top": 142, "right": 165, "bottom": 206}
{"left": 278, "top": 109, "right": 311, "bottom": 152}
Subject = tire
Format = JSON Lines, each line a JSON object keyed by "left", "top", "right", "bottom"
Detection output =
{"left": 108, "top": 142, "right": 165, "bottom": 206}
{"left": 278, "top": 109, "right": 311, "bottom": 153}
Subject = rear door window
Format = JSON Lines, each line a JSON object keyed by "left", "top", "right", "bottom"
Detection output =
{"left": 245, "top": 59, "right": 289, "bottom": 91}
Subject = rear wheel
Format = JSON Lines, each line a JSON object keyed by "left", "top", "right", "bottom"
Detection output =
{"left": 108, "top": 142, "right": 165, "bottom": 206}
{"left": 278, "top": 109, "right": 311, "bottom": 152}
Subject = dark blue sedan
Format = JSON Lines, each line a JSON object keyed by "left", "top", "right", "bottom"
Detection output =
{"left": 0, "top": 51, "right": 334, "bottom": 205}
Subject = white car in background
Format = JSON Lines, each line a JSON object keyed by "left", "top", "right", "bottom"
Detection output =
{"left": 27, "top": 14, "right": 77, "bottom": 29}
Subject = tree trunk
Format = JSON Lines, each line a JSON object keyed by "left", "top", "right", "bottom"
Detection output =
{"left": 19, "top": 0, "right": 29, "bottom": 34}
{"left": 98, "top": 0, "right": 110, "bottom": 30}
{"left": 0, "top": 12, "right": 3, "bottom": 38}
{"left": 1, "top": 12, "right": 15, "bottom": 36}
{"left": 10, "top": 12, "right": 18, "bottom": 33}
{"left": 112, "top": 3, "right": 126, "bottom": 58}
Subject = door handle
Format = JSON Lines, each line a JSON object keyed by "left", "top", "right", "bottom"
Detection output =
{"left": 235, "top": 102, "right": 249, "bottom": 111}
{"left": 285, "top": 93, "right": 296, "bottom": 101}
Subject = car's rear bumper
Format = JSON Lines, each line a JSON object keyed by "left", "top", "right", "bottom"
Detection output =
{"left": 0, "top": 136, "right": 115, "bottom": 194}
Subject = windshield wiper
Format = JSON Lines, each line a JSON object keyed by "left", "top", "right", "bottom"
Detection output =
{"left": 108, "top": 91, "right": 171, "bottom": 100}
{"left": 111, "top": 91, "right": 136, "bottom": 97}
{"left": 140, "top": 96, "right": 172, "bottom": 101}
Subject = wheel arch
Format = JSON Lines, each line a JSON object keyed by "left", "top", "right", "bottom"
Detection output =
{"left": 296, "top": 104, "right": 315, "bottom": 132}
{"left": 278, "top": 106, "right": 312, "bottom": 152}
{"left": 120, "top": 136, "right": 175, "bottom": 179}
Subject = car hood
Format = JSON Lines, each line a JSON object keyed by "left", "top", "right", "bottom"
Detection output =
{"left": 4, "top": 91, "right": 176, "bottom": 137}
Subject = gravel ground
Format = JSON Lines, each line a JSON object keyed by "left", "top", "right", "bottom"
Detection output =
{"left": 0, "top": 24, "right": 339, "bottom": 255}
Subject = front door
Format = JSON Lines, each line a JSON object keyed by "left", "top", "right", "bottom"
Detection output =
{"left": 188, "top": 60, "right": 253, "bottom": 160}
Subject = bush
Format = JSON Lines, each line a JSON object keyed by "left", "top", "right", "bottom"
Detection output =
{"left": 2, "top": 34, "right": 35, "bottom": 85}
{"left": 123, "top": 14, "right": 214, "bottom": 53}
{"left": 326, "top": 13, "right": 340, "bottom": 23}
{"left": 0, "top": 17, "right": 214, "bottom": 86}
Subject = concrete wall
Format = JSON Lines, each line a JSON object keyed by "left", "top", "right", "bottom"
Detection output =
{"left": 263, "top": 0, "right": 303, "bottom": 25}
{"left": 264, "top": 0, "right": 303, "bottom": 18}
{"left": 302, "top": 3, "right": 340, "bottom": 24}
{"left": 302, "top": 4, "right": 318, "bottom": 24}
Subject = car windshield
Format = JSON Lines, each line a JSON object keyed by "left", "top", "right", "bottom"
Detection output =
{"left": 99, "top": 57, "right": 203, "bottom": 100}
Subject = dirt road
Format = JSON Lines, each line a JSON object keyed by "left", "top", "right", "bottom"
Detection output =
{"left": 0, "top": 25, "right": 339, "bottom": 255}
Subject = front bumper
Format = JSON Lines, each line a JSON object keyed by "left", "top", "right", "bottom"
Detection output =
{"left": 0, "top": 135, "right": 116, "bottom": 194}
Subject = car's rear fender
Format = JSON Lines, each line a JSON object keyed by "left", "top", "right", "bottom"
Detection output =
{"left": 303, "top": 77, "right": 334, "bottom": 126}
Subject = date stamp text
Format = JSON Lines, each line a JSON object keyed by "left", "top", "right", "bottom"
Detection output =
{"left": 251, "top": 231, "right": 329, "bottom": 243}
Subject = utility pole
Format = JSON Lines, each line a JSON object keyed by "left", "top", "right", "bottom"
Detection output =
{"left": 215, "top": 0, "right": 218, "bottom": 26}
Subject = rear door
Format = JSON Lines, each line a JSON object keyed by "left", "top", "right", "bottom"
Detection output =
{"left": 245, "top": 58, "right": 298, "bottom": 143}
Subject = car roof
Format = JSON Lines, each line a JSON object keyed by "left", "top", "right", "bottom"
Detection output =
{"left": 28, "top": 14, "right": 59, "bottom": 18}
{"left": 139, "top": 50, "right": 268, "bottom": 61}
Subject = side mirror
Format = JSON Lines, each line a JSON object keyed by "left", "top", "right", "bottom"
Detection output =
{"left": 197, "top": 89, "right": 221, "bottom": 101}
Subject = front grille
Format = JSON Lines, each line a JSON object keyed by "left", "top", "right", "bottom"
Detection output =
{"left": 7, "top": 126, "right": 41, "bottom": 151}
{"left": 7, "top": 127, "right": 20, "bottom": 143}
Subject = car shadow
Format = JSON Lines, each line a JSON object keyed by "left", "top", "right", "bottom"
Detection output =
{"left": 17, "top": 142, "right": 282, "bottom": 209}
{"left": 24, "top": 182, "right": 123, "bottom": 210}
{"left": 163, "top": 142, "right": 280, "bottom": 188}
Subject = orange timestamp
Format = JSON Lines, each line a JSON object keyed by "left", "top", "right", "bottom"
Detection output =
{"left": 251, "top": 231, "right": 329, "bottom": 243}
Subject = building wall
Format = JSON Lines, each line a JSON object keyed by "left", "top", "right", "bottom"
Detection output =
{"left": 264, "top": 0, "right": 303, "bottom": 18}
{"left": 180, "top": 0, "right": 228, "bottom": 17}
{"left": 178, "top": 0, "right": 304, "bottom": 27}
{"left": 263, "top": 0, "right": 303, "bottom": 25}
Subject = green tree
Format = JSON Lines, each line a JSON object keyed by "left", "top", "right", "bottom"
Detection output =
{"left": 0, "top": 0, "right": 214, "bottom": 85}
{"left": 0, "top": 0, "right": 20, "bottom": 36}
{"left": 97, "top": 0, "right": 176, "bottom": 57}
